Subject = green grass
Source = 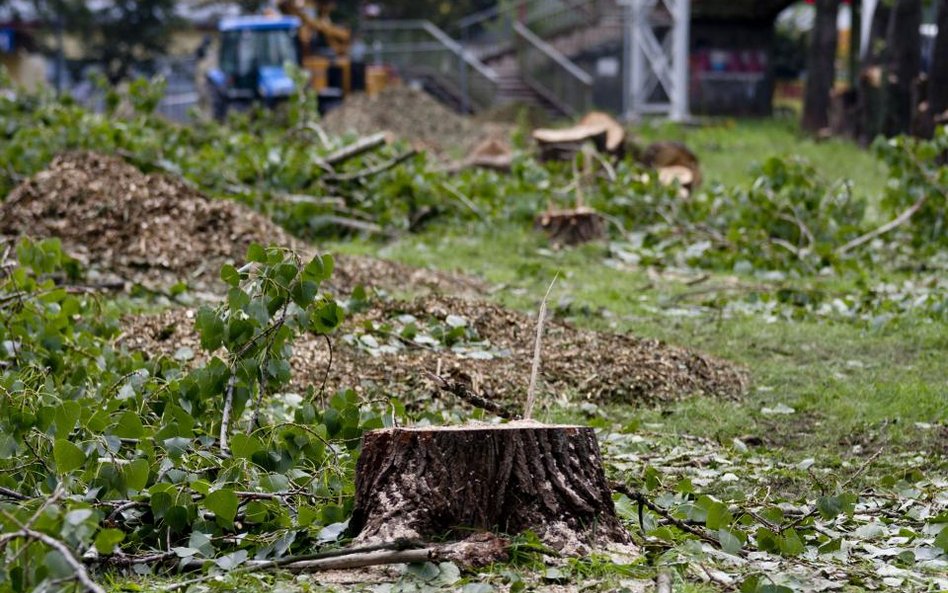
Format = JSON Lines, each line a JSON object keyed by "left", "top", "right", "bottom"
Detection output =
{"left": 634, "top": 118, "right": 889, "bottom": 206}
{"left": 328, "top": 223, "right": 947, "bottom": 465}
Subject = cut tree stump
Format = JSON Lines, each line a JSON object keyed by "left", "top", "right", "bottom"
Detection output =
{"left": 578, "top": 111, "right": 627, "bottom": 156}
{"left": 348, "top": 422, "right": 630, "bottom": 554}
{"left": 533, "top": 124, "right": 609, "bottom": 161}
{"left": 534, "top": 207, "right": 605, "bottom": 246}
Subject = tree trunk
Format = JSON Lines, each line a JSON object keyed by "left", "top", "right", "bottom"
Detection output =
{"left": 883, "top": 0, "right": 922, "bottom": 137}
{"left": 857, "top": 1, "right": 892, "bottom": 144}
{"left": 348, "top": 423, "right": 631, "bottom": 555}
{"left": 930, "top": 0, "right": 948, "bottom": 125}
{"left": 802, "top": 0, "right": 841, "bottom": 134}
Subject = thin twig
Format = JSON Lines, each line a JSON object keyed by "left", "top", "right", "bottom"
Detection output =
{"left": 424, "top": 371, "right": 520, "bottom": 420}
{"left": 0, "top": 530, "right": 105, "bottom": 593}
{"left": 524, "top": 274, "right": 558, "bottom": 420}
{"left": 219, "top": 373, "right": 237, "bottom": 456}
{"left": 324, "top": 133, "right": 387, "bottom": 167}
{"left": 837, "top": 191, "right": 933, "bottom": 254}
{"left": 441, "top": 182, "right": 485, "bottom": 221}
{"left": 326, "top": 150, "right": 416, "bottom": 183}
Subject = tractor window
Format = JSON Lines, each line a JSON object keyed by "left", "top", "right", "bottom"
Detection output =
{"left": 256, "top": 30, "right": 298, "bottom": 68}
{"left": 219, "top": 29, "right": 298, "bottom": 76}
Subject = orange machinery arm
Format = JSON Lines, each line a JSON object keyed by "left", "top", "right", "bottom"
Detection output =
{"left": 277, "top": 0, "right": 351, "bottom": 57}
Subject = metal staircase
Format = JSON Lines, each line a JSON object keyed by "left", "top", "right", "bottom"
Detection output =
{"left": 363, "top": 1, "right": 623, "bottom": 116}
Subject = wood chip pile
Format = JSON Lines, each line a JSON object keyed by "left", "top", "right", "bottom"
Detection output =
{"left": 0, "top": 152, "right": 479, "bottom": 297}
{"left": 322, "top": 86, "right": 509, "bottom": 156}
{"left": 120, "top": 295, "right": 747, "bottom": 407}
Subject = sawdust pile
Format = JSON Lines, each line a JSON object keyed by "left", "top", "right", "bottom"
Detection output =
{"left": 322, "top": 86, "right": 509, "bottom": 156}
{"left": 0, "top": 152, "right": 481, "bottom": 297}
{"left": 120, "top": 296, "right": 747, "bottom": 407}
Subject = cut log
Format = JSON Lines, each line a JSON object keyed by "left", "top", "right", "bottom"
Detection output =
{"left": 534, "top": 207, "right": 605, "bottom": 246}
{"left": 348, "top": 423, "right": 630, "bottom": 554}
{"left": 657, "top": 165, "right": 695, "bottom": 197}
{"left": 640, "top": 141, "right": 703, "bottom": 189}
{"left": 533, "top": 124, "right": 609, "bottom": 161}
{"left": 578, "top": 111, "right": 626, "bottom": 155}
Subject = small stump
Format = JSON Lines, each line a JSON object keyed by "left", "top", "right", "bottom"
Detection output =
{"left": 534, "top": 207, "right": 605, "bottom": 246}
{"left": 348, "top": 422, "right": 630, "bottom": 554}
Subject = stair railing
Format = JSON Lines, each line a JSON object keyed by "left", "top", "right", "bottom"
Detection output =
{"left": 361, "top": 20, "right": 499, "bottom": 112}
{"left": 513, "top": 21, "right": 592, "bottom": 115}
{"left": 456, "top": 0, "right": 602, "bottom": 58}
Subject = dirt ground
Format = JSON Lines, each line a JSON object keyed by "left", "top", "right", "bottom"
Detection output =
{"left": 120, "top": 294, "right": 747, "bottom": 408}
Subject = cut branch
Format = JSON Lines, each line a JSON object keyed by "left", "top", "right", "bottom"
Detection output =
{"left": 836, "top": 191, "right": 929, "bottom": 254}
{"left": 524, "top": 274, "right": 557, "bottom": 420}
{"left": 324, "top": 133, "right": 388, "bottom": 167}
{"left": 0, "top": 530, "right": 105, "bottom": 593}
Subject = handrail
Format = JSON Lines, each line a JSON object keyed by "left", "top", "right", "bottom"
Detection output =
{"left": 361, "top": 20, "right": 499, "bottom": 112}
{"left": 513, "top": 20, "right": 592, "bottom": 115}
{"left": 363, "top": 20, "right": 498, "bottom": 83}
{"left": 513, "top": 22, "right": 592, "bottom": 86}
{"left": 456, "top": 0, "right": 600, "bottom": 39}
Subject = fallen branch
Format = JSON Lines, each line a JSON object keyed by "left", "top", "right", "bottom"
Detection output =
{"left": 309, "top": 215, "right": 384, "bottom": 235}
{"left": 0, "top": 529, "right": 105, "bottom": 593}
{"left": 324, "top": 133, "right": 387, "bottom": 168}
{"left": 611, "top": 482, "right": 722, "bottom": 548}
{"left": 0, "top": 486, "right": 28, "bottom": 501}
{"left": 836, "top": 191, "right": 930, "bottom": 255}
{"left": 219, "top": 373, "right": 237, "bottom": 456}
{"left": 326, "top": 150, "right": 416, "bottom": 183}
{"left": 424, "top": 371, "right": 520, "bottom": 420}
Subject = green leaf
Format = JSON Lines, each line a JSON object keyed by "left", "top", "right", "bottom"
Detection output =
{"left": 196, "top": 307, "right": 226, "bottom": 351}
{"left": 778, "top": 529, "right": 805, "bottom": 556}
{"left": 113, "top": 411, "right": 144, "bottom": 439}
{"left": 229, "top": 434, "right": 264, "bottom": 460}
{"left": 705, "top": 501, "right": 733, "bottom": 530}
{"left": 247, "top": 243, "right": 267, "bottom": 263}
{"left": 204, "top": 489, "right": 238, "bottom": 526}
{"left": 220, "top": 264, "right": 240, "bottom": 288}
{"left": 718, "top": 528, "right": 742, "bottom": 555}
{"left": 934, "top": 525, "right": 948, "bottom": 554}
{"left": 94, "top": 528, "right": 126, "bottom": 554}
{"left": 123, "top": 458, "right": 150, "bottom": 492}
{"left": 53, "top": 439, "right": 85, "bottom": 473}
{"left": 817, "top": 495, "right": 843, "bottom": 520}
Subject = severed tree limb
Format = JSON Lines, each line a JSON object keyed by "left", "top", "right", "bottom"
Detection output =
{"left": 424, "top": 371, "right": 520, "bottom": 420}
{"left": 836, "top": 191, "right": 930, "bottom": 254}
{"left": 326, "top": 150, "right": 417, "bottom": 183}
{"left": 611, "top": 482, "right": 722, "bottom": 549}
{"left": 0, "top": 529, "right": 106, "bottom": 593}
{"left": 0, "top": 486, "right": 28, "bottom": 501}
{"left": 324, "top": 133, "right": 388, "bottom": 167}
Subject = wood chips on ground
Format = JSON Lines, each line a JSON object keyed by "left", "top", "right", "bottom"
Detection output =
{"left": 0, "top": 152, "right": 481, "bottom": 297}
{"left": 119, "top": 295, "right": 747, "bottom": 407}
{"left": 322, "top": 86, "right": 510, "bottom": 157}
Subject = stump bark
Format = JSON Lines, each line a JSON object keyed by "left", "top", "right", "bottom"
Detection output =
{"left": 349, "top": 423, "right": 630, "bottom": 554}
{"left": 534, "top": 207, "right": 605, "bottom": 246}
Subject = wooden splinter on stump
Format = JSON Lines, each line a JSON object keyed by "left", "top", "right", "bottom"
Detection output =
{"left": 347, "top": 422, "right": 630, "bottom": 554}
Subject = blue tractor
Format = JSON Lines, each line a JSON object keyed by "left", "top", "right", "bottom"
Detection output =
{"left": 206, "top": 16, "right": 301, "bottom": 119}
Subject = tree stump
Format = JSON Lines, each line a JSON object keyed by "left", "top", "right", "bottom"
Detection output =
{"left": 534, "top": 207, "right": 605, "bottom": 246}
{"left": 348, "top": 423, "right": 630, "bottom": 554}
{"left": 533, "top": 125, "right": 609, "bottom": 162}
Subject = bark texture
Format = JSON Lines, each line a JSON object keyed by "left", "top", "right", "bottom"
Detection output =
{"left": 802, "top": 0, "right": 841, "bottom": 133}
{"left": 930, "top": 0, "right": 948, "bottom": 125}
{"left": 349, "top": 424, "right": 630, "bottom": 554}
{"left": 534, "top": 207, "right": 605, "bottom": 246}
{"left": 883, "top": 0, "right": 922, "bottom": 137}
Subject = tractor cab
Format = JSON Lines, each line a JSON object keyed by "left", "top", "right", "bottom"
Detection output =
{"left": 206, "top": 15, "right": 301, "bottom": 118}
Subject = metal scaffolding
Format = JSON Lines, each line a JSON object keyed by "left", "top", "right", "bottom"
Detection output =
{"left": 621, "top": 0, "right": 691, "bottom": 121}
